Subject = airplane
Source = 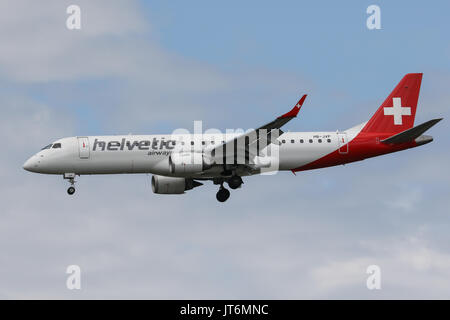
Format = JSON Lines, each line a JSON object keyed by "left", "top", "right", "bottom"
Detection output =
{"left": 23, "top": 73, "right": 442, "bottom": 202}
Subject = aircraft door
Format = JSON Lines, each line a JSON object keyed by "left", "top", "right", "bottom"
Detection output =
{"left": 78, "top": 137, "right": 90, "bottom": 159}
{"left": 337, "top": 132, "right": 349, "bottom": 154}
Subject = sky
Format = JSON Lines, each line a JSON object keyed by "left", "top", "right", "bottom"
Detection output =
{"left": 0, "top": 0, "right": 449, "bottom": 299}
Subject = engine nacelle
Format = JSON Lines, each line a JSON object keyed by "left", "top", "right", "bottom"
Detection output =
{"left": 169, "top": 152, "right": 212, "bottom": 174}
{"left": 151, "top": 175, "right": 202, "bottom": 194}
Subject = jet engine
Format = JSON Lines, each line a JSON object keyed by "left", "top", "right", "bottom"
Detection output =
{"left": 151, "top": 175, "right": 203, "bottom": 194}
{"left": 169, "top": 152, "right": 213, "bottom": 174}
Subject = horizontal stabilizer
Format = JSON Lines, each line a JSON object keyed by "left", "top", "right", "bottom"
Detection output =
{"left": 381, "top": 118, "right": 443, "bottom": 144}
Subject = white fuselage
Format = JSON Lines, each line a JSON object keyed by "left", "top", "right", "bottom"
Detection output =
{"left": 22, "top": 74, "right": 437, "bottom": 202}
{"left": 23, "top": 126, "right": 362, "bottom": 178}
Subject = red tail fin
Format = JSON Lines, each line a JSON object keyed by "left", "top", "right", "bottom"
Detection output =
{"left": 362, "top": 73, "right": 423, "bottom": 134}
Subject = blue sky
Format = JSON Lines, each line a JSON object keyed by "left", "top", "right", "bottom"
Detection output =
{"left": 6, "top": 1, "right": 449, "bottom": 134}
{"left": 25, "top": 0, "right": 448, "bottom": 134}
{"left": 0, "top": 0, "right": 449, "bottom": 299}
{"left": 143, "top": 1, "right": 450, "bottom": 93}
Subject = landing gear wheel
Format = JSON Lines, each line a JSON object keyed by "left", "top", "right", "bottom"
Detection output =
{"left": 216, "top": 187, "right": 230, "bottom": 202}
{"left": 67, "top": 186, "right": 76, "bottom": 195}
{"left": 228, "top": 176, "right": 243, "bottom": 189}
{"left": 64, "top": 174, "right": 77, "bottom": 195}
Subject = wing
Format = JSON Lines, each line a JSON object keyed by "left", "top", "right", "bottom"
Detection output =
{"left": 209, "top": 94, "right": 307, "bottom": 165}
{"left": 258, "top": 94, "right": 307, "bottom": 134}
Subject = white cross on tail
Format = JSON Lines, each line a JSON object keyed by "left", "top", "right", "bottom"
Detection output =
{"left": 383, "top": 97, "right": 411, "bottom": 125}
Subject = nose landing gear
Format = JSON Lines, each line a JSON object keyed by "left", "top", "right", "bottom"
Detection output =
{"left": 64, "top": 173, "right": 77, "bottom": 196}
{"left": 67, "top": 186, "right": 76, "bottom": 195}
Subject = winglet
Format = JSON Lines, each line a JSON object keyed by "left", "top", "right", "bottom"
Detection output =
{"left": 278, "top": 94, "right": 307, "bottom": 119}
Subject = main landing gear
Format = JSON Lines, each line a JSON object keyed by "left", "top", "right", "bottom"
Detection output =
{"left": 214, "top": 175, "right": 243, "bottom": 202}
{"left": 227, "top": 175, "right": 243, "bottom": 190}
{"left": 216, "top": 185, "right": 230, "bottom": 202}
{"left": 64, "top": 173, "right": 76, "bottom": 196}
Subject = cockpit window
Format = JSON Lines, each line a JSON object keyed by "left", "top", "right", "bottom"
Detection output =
{"left": 41, "top": 144, "right": 52, "bottom": 150}
{"left": 52, "top": 143, "right": 62, "bottom": 149}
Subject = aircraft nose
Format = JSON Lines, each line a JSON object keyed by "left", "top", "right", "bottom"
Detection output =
{"left": 23, "top": 156, "right": 38, "bottom": 172}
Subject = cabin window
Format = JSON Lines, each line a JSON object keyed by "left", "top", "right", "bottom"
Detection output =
{"left": 327, "top": 139, "right": 331, "bottom": 143}
{"left": 190, "top": 141, "right": 194, "bottom": 145}
{"left": 52, "top": 143, "right": 62, "bottom": 149}
{"left": 211, "top": 141, "right": 215, "bottom": 144}
{"left": 300, "top": 139, "right": 304, "bottom": 143}
{"left": 309, "top": 139, "right": 313, "bottom": 143}
{"left": 282, "top": 140, "right": 286, "bottom": 143}
{"left": 291, "top": 139, "right": 295, "bottom": 143}
{"left": 202, "top": 141, "right": 205, "bottom": 145}
{"left": 318, "top": 139, "right": 322, "bottom": 143}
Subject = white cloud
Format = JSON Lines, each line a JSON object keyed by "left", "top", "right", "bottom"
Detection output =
{"left": 383, "top": 187, "right": 423, "bottom": 213}
{"left": 0, "top": 0, "right": 315, "bottom": 132}
{"left": 311, "top": 257, "right": 372, "bottom": 293}
{"left": 309, "top": 235, "right": 450, "bottom": 298}
{"left": 0, "top": 0, "right": 146, "bottom": 82}
{"left": 0, "top": 0, "right": 229, "bottom": 107}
